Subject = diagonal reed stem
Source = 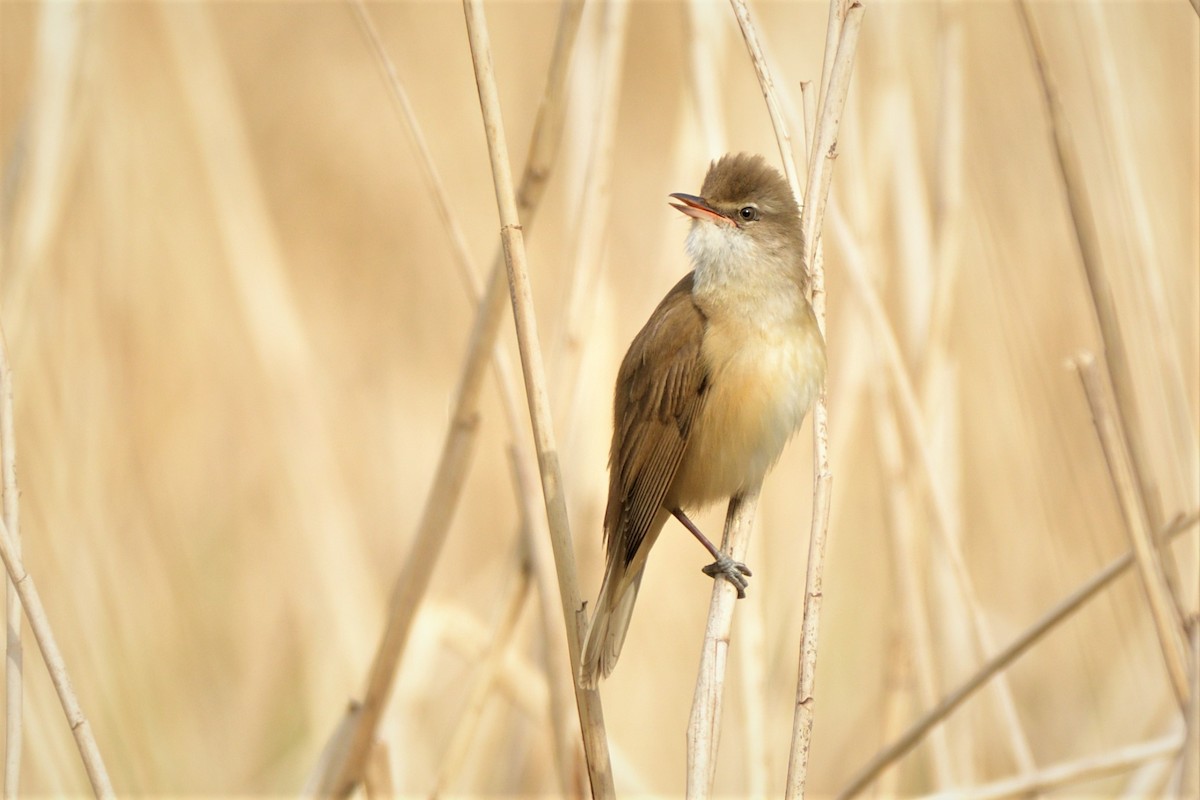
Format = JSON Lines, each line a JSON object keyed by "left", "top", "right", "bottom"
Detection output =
{"left": 1072, "top": 352, "right": 1190, "bottom": 705}
{"left": 0, "top": 515, "right": 113, "bottom": 797}
{"left": 922, "top": 733, "right": 1183, "bottom": 800}
{"left": 837, "top": 511, "right": 1198, "bottom": 798}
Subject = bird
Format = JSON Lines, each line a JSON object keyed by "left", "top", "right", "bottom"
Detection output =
{"left": 579, "top": 153, "right": 826, "bottom": 687}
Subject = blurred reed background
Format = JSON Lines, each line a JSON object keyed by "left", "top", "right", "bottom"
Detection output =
{"left": 0, "top": 0, "right": 1196, "bottom": 796}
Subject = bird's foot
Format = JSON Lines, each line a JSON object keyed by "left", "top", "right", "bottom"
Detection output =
{"left": 701, "top": 555, "right": 752, "bottom": 598}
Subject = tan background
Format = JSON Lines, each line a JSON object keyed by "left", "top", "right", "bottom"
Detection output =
{"left": 0, "top": 0, "right": 1197, "bottom": 795}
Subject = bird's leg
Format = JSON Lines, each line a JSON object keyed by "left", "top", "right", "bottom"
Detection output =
{"left": 669, "top": 507, "right": 752, "bottom": 598}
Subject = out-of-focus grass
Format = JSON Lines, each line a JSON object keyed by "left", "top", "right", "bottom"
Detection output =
{"left": 0, "top": 1, "right": 1195, "bottom": 795}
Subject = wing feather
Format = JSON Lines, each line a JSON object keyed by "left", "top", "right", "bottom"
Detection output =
{"left": 604, "top": 272, "right": 709, "bottom": 568}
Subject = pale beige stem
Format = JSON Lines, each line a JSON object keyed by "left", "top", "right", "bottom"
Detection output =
{"left": 798, "top": 4, "right": 864, "bottom": 280}
{"left": 462, "top": 1, "right": 614, "bottom": 795}
{"left": 1083, "top": 0, "right": 1196, "bottom": 602}
{"left": 1072, "top": 353, "right": 1190, "bottom": 705}
{"left": 922, "top": 734, "right": 1183, "bottom": 800}
{"left": 0, "top": 516, "right": 113, "bottom": 797}
{"left": 687, "top": 491, "right": 760, "bottom": 798}
{"left": 785, "top": 6, "right": 863, "bottom": 798}
{"left": 836, "top": 511, "right": 1198, "bottom": 799}
{"left": 812, "top": 0, "right": 849, "bottom": 159}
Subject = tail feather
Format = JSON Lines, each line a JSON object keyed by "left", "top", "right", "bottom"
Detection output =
{"left": 578, "top": 567, "right": 643, "bottom": 688}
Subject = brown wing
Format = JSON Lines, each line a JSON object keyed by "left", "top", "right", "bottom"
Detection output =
{"left": 605, "top": 272, "right": 709, "bottom": 567}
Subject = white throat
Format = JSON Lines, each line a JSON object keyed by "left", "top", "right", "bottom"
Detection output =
{"left": 686, "top": 221, "right": 802, "bottom": 324}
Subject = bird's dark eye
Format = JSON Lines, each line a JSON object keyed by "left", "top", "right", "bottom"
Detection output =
{"left": 738, "top": 206, "right": 759, "bottom": 221}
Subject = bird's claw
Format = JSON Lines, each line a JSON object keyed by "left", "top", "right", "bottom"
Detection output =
{"left": 702, "top": 555, "right": 752, "bottom": 598}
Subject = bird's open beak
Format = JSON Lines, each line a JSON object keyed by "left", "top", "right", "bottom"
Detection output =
{"left": 669, "top": 193, "right": 731, "bottom": 226}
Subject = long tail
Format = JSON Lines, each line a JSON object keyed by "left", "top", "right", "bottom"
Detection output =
{"left": 578, "top": 564, "right": 644, "bottom": 688}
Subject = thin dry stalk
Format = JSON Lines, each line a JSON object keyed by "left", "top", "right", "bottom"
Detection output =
{"left": 812, "top": 0, "right": 849, "bottom": 159}
{"left": 1073, "top": 352, "right": 1189, "bottom": 705}
{"left": 686, "top": 491, "right": 758, "bottom": 798}
{"left": 1015, "top": 0, "right": 1185, "bottom": 629}
{"left": 0, "top": 517, "right": 112, "bottom": 797}
{"left": 1084, "top": 0, "right": 1196, "bottom": 600}
{"left": 1, "top": 328, "right": 22, "bottom": 794}
{"left": 785, "top": 6, "right": 863, "bottom": 798}
{"left": 836, "top": 511, "right": 1199, "bottom": 799}
{"left": 798, "top": 4, "right": 863, "bottom": 276}
{"left": 922, "top": 734, "right": 1184, "bottom": 800}
{"left": 461, "top": 1, "right": 614, "bottom": 796}
{"left": 430, "top": 562, "right": 531, "bottom": 798}
{"left": 308, "top": 2, "right": 584, "bottom": 792}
